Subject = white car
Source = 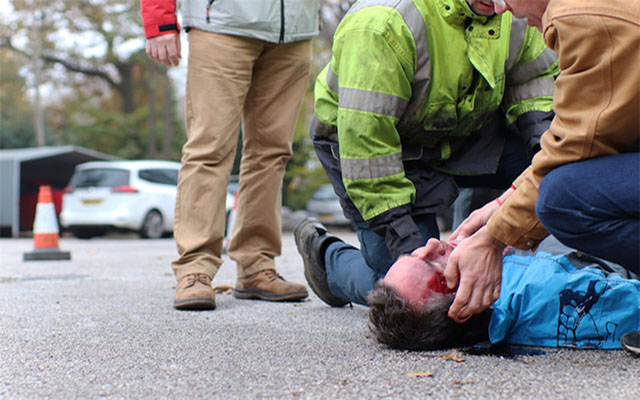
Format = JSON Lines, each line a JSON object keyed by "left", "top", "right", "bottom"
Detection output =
{"left": 306, "top": 184, "right": 352, "bottom": 227}
{"left": 60, "top": 160, "right": 236, "bottom": 239}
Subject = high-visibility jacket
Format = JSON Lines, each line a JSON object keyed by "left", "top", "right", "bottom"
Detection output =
{"left": 314, "top": 0, "right": 558, "bottom": 244}
{"left": 140, "top": 0, "right": 319, "bottom": 43}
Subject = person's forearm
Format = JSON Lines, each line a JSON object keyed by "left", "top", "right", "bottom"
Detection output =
{"left": 496, "top": 186, "right": 515, "bottom": 206}
{"left": 140, "top": 0, "right": 179, "bottom": 39}
{"left": 488, "top": 12, "right": 640, "bottom": 250}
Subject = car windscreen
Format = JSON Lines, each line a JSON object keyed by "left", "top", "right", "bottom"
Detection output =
{"left": 69, "top": 168, "right": 130, "bottom": 188}
{"left": 312, "top": 186, "right": 338, "bottom": 201}
{"left": 138, "top": 169, "right": 178, "bottom": 185}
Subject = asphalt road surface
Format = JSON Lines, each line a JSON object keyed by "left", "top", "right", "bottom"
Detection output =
{"left": 1, "top": 230, "right": 638, "bottom": 399}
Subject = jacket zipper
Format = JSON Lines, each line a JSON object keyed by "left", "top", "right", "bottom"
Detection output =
{"left": 279, "top": 0, "right": 285, "bottom": 43}
{"left": 206, "top": 0, "right": 215, "bottom": 23}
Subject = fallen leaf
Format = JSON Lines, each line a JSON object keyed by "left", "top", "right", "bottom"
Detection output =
{"left": 406, "top": 371, "right": 434, "bottom": 378}
{"left": 440, "top": 349, "right": 465, "bottom": 362}
{"left": 570, "top": 360, "right": 614, "bottom": 367}
{"left": 213, "top": 284, "right": 234, "bottom": 294}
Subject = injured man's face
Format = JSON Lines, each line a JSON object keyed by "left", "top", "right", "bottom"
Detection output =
{"left": 384, "top": 239, "right": 456, "bottom": 309}
{"left": 367, "top": 239, "right": 491, "bottom": 350}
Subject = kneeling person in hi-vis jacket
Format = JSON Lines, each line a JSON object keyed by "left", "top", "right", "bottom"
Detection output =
{"left": 295, "top": 0, "right": 558, "bottom": 309}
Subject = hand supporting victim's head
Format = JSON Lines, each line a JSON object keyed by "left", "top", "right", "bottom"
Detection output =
{"left": 367, "top": 251, "right": 491, "bottom": 351}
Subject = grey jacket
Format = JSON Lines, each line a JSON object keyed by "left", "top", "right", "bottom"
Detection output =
{"left": 181, "top": 0, "right": 320, "bottom": 43}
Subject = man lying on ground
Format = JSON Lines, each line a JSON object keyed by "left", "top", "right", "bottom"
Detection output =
{"left": 368, "top": 238, "right": 640, "bottom": 355}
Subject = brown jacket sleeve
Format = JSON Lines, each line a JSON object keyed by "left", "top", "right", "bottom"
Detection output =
{"left": 487, "top": 2, "right": 640, "bottom": 250}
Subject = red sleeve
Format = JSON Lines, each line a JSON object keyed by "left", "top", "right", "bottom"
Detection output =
{"left": 140, "top": 0, "right": 180, "bottom": 39}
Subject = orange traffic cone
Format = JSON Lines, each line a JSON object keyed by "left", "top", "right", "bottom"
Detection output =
{"left": 23, "top": 185, "right": 71, "bottom": 261}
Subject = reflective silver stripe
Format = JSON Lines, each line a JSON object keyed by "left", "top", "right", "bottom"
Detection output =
{"left": 398, "top": 78, "right": 430, "bottom": 131}
{"left": 398, "top": 0, "right": 431, "bottom": 131}
{"left": 347, "top": 0, "right": 402, "bottom": 15}
{"left": 326, "top": 63, "right": 338, "bottom": 93}
{"left": 341, "top": 152, "right": 403, "bottom": 180}
{"left": 506, "top": 17, "right": 527, "bottom": 72}
{"left": 505, "top": 76, "right": 555, "bottom": 105}
{"left": 348, "top": 0, "right": 428, "bottom": 76}
{"left": 339, "top": 87, "right": 408, "bottom": 118}
{"left": 509, "top": 47, "right": 557, "bottom": 84}
{"left": 398, "top": 1, "right": 429, "bottom": 82}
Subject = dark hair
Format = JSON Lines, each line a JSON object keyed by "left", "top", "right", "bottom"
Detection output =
{"left": 367, "top": 281, "right": 491, "bottom": 351}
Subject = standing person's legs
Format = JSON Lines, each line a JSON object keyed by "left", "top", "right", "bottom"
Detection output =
{"left": 173, "top": 30, "right": 256, "bottom": 283}
{"left": 536, "top": 153, "right": 640, "bottom": 274}
{"left": 228, "top": 39, "right": 312, "bottom": 278}
{"left": 325, "top": 214, "right": 440, "bottom": 305}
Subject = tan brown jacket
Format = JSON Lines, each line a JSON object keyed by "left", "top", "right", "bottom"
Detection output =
{"left": 487, "top": 0, "right": 640, "bottom": 249}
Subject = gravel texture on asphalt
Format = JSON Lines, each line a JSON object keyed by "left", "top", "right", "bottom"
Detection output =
{"left": 1, "top": 231, "right": 638, "bottom": 399}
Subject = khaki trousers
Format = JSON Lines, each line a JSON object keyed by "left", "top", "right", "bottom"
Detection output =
{"left": 173, "top": 29, "right": 311, "bottom": 282}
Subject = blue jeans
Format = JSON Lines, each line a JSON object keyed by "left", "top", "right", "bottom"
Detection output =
{"left": 536, "top": 153, "right": 640, "bottom": 274}
{"left": 324, "top": 215, "right": 439, "bottom": 306}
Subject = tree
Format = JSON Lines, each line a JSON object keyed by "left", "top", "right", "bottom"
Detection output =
{"left": 319, "top": 0, "right": 358, "bottom": 43}
{"left": 46, "top": 49, "right": 184, "bottom": 160}
{"left": 2, "top": 0, "right": 145, "bottom": 114}
{"left": 0, "top": 47, "right": 37, "bottom": 148}
{"left": 0, "top": 0, "right": 358, "bottom": 176}
{"left": 281, "top": 0, "right": 359, "bottom": 209}
{"left": 0, "top": 0, "right": 184, "bottom": 159}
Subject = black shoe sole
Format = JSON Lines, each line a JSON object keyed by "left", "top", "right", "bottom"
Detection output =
{"left": 294, "top": 218, "right": 349, "bottom": 308}
{"left": 621, "top": 330, "right": 640, "bottom": 357}
{"left": 232, "top": 288, "right": 308, "bottom": 302}
{"left": 173, "top": 297, "right": 216, "bottom": 311}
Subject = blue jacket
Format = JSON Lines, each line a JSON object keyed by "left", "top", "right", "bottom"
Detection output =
{"left": 490, "top": 251, "right": 640, "bottom": 349}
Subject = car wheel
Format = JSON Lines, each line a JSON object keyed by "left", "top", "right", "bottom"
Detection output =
{"left": 140, "top": 210, "right": 164, "bottom": 239}
{"left": 70, "top": 227, "right": 106, "bottom": 239}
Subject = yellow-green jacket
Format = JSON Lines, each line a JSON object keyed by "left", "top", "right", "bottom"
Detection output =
{"left": 314, "top": 0, "right": 557, "bottom": 253}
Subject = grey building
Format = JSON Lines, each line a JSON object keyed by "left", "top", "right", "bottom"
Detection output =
{"left": 0, "top": 146, "right": 117, "bottom": 237}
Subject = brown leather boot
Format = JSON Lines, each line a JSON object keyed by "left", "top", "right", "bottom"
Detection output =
{"left": 233, "top": 269, "right": 308, "bottom": 301}
{"left": 173, "top": 273, "right": 216, "bottom": 310}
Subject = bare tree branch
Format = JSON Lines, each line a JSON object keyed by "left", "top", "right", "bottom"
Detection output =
{"left": 41, "top": 53, "right": 119, "bottom": 89}
{"left": 0, "top": 36, "right": 119, "bottom": 90}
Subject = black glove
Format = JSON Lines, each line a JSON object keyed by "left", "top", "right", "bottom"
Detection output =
{"left": 512, "top": 110, "right": 554, "bottom": 161}
{"left": 371, "top": 212, "right": 425, "bottom": 261}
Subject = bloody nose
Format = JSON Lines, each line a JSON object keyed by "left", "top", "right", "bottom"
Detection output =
{"left": 427, "top": 271, "right": 456, "bottom": 294}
